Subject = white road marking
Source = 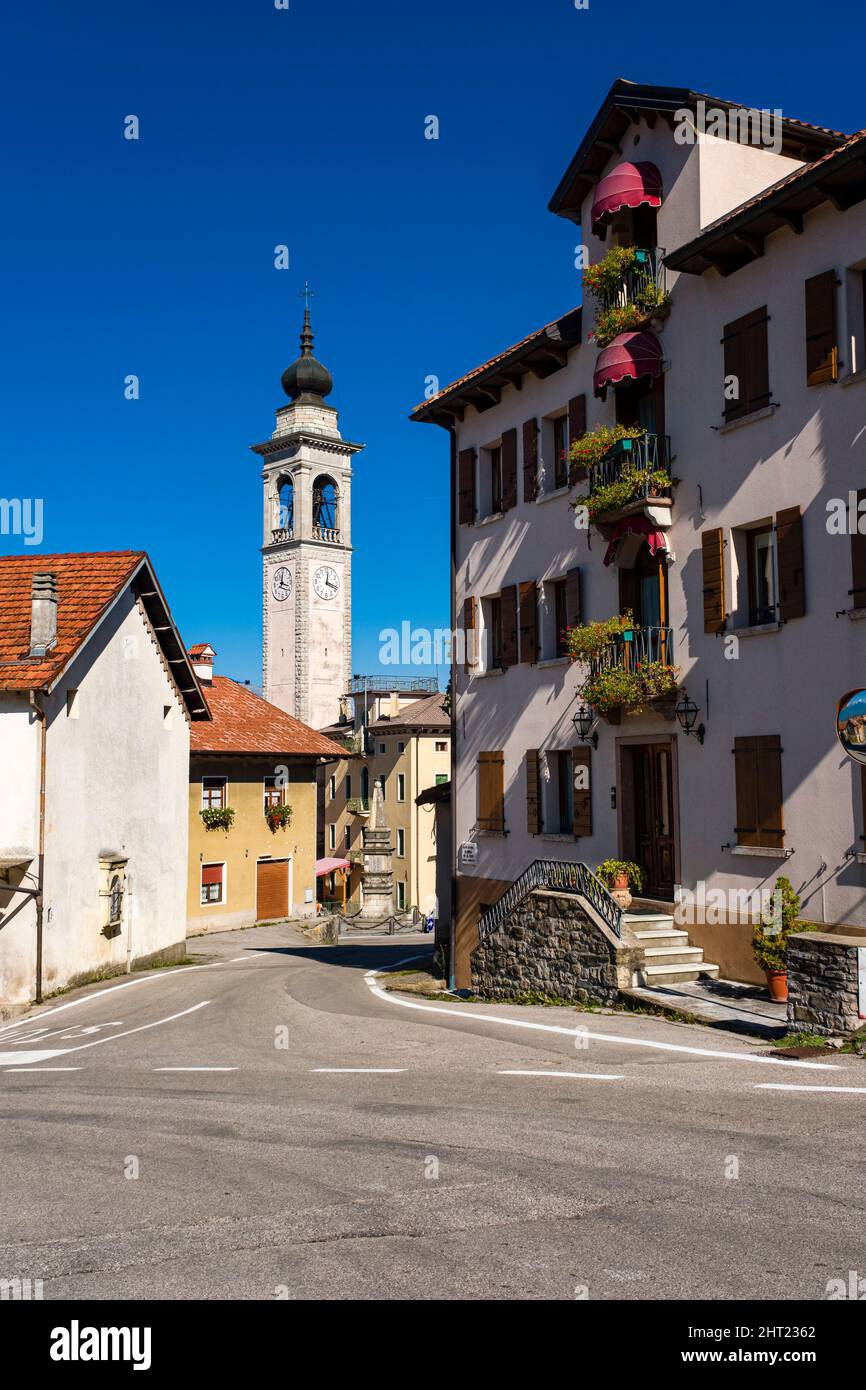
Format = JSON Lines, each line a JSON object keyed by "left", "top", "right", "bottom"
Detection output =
{"left": 154, "top": 1066, "right": 238, "bottom": 1072}
{"left": 0, "top": 1001, "right": 210, "bottom": 1066}
{"left": 363, "top": 960, "right": 841, "bottom": 1071}
{"left": 755, "top": 1083, "right": 866, "bottom": 1094}
{"left": 0, "top": 961, "right": 233, "bottom": 1037}
{"left": 4, "top": 1066, "right": 83, "bottom": 1072}
{"left": 311, "top": 1067, "right": 406, "bottom": 1074}
{"left": 499, "top": 1070, "right": 625, "bottom": 1080}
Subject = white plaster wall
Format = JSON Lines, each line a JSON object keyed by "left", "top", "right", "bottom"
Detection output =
{"left": 698, "top": 135, "right": 802, "bottom": 230}
{"left": 0, "top": 692, "right": 40, "bottom": 1010}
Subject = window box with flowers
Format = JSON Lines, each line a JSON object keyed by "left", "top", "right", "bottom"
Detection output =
{"left": 200, "top": 807, "right": 236, "bottom": 831}
{"left": 567, "top": 614, "right": 679, "bottom": 721}
{"left": 265, "top": 803, "right": 293, "bottom": 833}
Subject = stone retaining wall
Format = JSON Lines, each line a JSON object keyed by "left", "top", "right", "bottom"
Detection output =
{"left": 787, "top": 932, "right": 865, "bottom": 1036}
{"left": 471, "top": 889, "right": 640, "bottom": 1004}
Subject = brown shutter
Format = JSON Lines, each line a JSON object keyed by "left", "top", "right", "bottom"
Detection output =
{"left": 568, "top": 394, "right": 587, "bottom": 481}
{"left": 256, "top": 859, "right": 289, "bottom": 920}
{"left": 463, "top": 596, "right": 477, "bottom": 673}
{"left": 478, "top": 750, "right": 505, "bottom": 832}
{"left": 500, "top": 584, "right": 518, "bottom": 668}
{"left": 775, "top": 506, "right": 805, "bottom": 621}
{"left": 526, "top": 749, "right": 541, "bottom": 834}
{"left": 518, "top": 581, "right": 538, "bottom": 664}
{"left": 805, "top": 270, "right": 839, "bottom": 386}
{"left": 572, "top": 746, "right": 592, "bottom": 838}
{"left": 733, "top": 735, "right": 783, "bottom": 849}
{"left": 851, "top": 488, "right": 866, "bottom": 609}
{"left": 501, "top": 428, "right": 517, "bottom": 511}
{"left": 565, "top": 566, "right": 582, "bottom": 629}
{"left": 522, "top": 417, "right": 539, "bottom": 503}
{"left": 458, "top": 448, "right": 476, "bottom": 525}
{"left": 723, "top": 307, "right": 769, "bottom": 419}
{"left": 701, "top": 528, "right": 726, "bottom": 633}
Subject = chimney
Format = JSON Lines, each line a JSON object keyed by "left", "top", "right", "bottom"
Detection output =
{"left": 189, "top": 645, "right": 215, "bottom": 683}
{"left": 29, "top": 573, "right": 58, "bottom": 657}
{"left": 388, "top": 691, "right": 400, "bottom": 718}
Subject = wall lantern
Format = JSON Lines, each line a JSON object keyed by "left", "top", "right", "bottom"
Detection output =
{"left": 675, "top": 694, "right": 705, "bottom": 744}
{"left": 572, "top": 703, "right": 599, "bottom": 748}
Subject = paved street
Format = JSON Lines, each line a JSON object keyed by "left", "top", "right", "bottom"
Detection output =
{"left": 1, "top": 922, "right": 865, "bottom": 1301}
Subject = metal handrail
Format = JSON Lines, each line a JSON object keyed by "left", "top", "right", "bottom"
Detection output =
{"left": 477, "top": 859, "right": 623, "bottom": 943}
{"left": 590, "top": 625, "right": 675, "bottom": 674}
{"left": 599, "top": 246, "right": 666, "bottom": 313}
{"left": 589, "top": 432, "right": 671, "bottom": 497}
{"left": 349, "top": 676, "right": 439, "bottom": 694}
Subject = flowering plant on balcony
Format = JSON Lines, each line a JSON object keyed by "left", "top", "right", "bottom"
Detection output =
{"left": 200, "top": 807, "right": 235, "bottom": 831}
{"left": 582, "top": 246, "right": 641, "bottom": 299}
{"left": 566, "top": 612, "right": 635, "bottom": 665}
{"left": 580, "top": 660, "right": 680, "bottom": 716}
{"left": 583, "top": 245, "right": 671, "bottom": 347}
{"left": 265, "top": 803, "right": 292, "bottom": 832}
{"left": 567, "top": 423, "right": 645, "bottom": 476}
{"left": 582, "top": 467, "right": 673, "bottom": 521}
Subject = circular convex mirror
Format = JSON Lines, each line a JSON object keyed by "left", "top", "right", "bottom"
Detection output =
{"left": 836, "top": 688, "right": 866, "bottom": 764}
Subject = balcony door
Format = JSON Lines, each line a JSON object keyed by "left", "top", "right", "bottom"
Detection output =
{"left": 615, "top": 373, "right": 665, "bottom": 438}
{"left": 619, "top": 545, "right": 668, "bottom": 628}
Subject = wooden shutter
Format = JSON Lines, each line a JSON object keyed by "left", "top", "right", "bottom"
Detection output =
{"left": 201, "top": 864, "right": 223, "bottom": 886}
{"left": 501, "top": 428, "right": 517, "bottom": 511}
{"left": 572, "top": 746, "right": 592, "bottom": 838}
{"left": 701, "top": 528, "right": 726, "bottom": 633}
{"left": 565, "top": 566, "right": 582, "bottom": 629}
{"left": 851, "top": 488, "right": 866, "bottom": 609}
{"left": 805, "top": 270, "right": 839, "bottom": 385}
{"left": 478, "top": 751, "right": 505, "bottom": 832}
{"left": 733, "top": 735, "right": 783, "bottom": 849}
{"left": 458, "top": 448, "right": 476, "bottom": 525}
{"left": 519, "top": 581, "right": 538, "bottom": 664}
{"left": 568, "top": 394, "right": 587, "bottom": 481}
{"left": 722, "top": 307, "right": 769, "bottom": 420}
{"left": 500, "top": 584, "right": 518, "bottom": 668}
{"left": 526, "top": 749, "right": 541, "bottom": 834}
{"left": 463, "top": 596, "right": 477, "bottom": 672}
{"left": 775, "top": 506, "right": 805, "bottom": 621}
{"left": 522, "top": 417, "right": 539, "bottom": 502}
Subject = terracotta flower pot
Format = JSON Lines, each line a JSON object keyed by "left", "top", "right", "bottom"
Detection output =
{"left": 765, "top": 969, "right": 788, "bottom": 1003}
{"left": 612, "top": 872, "right": 629, "bottom": 891}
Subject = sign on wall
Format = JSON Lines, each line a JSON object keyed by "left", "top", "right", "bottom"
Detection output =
{"left": 459, "top": 842, "right": 478, "bottom": 866}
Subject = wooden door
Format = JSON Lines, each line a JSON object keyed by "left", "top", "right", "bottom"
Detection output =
{"left": 256, "top": 859, "right": 289, "bottom": 921}
{"left": 632, "top": 744, "right": 675, "bottom": 899}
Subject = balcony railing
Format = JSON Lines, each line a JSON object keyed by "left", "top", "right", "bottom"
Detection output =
{"left": 599, "top": 246, "right": 666, "bottom": 314}
{"left": 314, "top": 525, "right": 340, "bottom": 544}
{"left": 347, "top": 797, "right": 371, "bottom": 815}
{"left": 349, "top": 675, "right": 439, "bottom": 695}
{"left": 271, "top": 526, "right": 294, "bottom": 544}
{"left": 591, "top": 625, "right": 675, "bottom": 675}
{"left": 589, "top": 433, "right": 672, "bottom": 501}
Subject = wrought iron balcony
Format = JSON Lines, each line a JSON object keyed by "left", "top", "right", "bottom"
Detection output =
{"left": 591, "top": 625, "right": 675, "bottom": 676}
{"left": 598, "top": 246, "right": 667, "bottom": 314}
{"left": 589, "top": 432, "right": 672, "bottom": 502}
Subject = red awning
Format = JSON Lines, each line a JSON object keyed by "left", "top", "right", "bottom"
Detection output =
{"left": 591, "top": 161, "right": 662, "bottom": 231}
{"left": 315, "top": 857, "right": 351, "bottom": 877}
{"left": 603, "top": 515, "right": 668, "bottom": 567}
{"left": 593, "top": 330, "right": 664, "bottom": 398}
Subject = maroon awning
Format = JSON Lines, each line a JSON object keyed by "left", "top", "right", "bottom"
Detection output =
{"left": 593, "top": 331, "right": 664, "bottom": 398}
{"left": 591, "top": 161, "right": 662, "bottom": 231}
{"left": 603, "top": 516, "right": 668, "bottom": 567}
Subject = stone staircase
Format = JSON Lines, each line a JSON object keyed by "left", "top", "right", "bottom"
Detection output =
{"left": 625, "top": 910, "right": 720, "bottom": 987}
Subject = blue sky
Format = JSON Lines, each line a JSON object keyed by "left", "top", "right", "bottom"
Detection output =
{"left": 3, "top": 0, "right": 865, "bottom": 688}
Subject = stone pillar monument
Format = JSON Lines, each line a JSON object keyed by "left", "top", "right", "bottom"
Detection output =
{"left": 360, "top": 778, "right": 394, "bottom": 919}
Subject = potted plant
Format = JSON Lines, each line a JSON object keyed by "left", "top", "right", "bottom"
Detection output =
{"left": 752, "top": 875, "right": 800, "bottom": 1002}
{"left": 265, "top": 803, "right": 292, "bottom": 833}
{"left": 200, "top": 806, "right": 235, "bottom": 831}
{"left": 596, "top": 858, "right": 644, "bottom": 909}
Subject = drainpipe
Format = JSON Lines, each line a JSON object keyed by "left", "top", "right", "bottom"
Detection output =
{"left": 29, "top": 690, "right": 47, "bottom": 1004}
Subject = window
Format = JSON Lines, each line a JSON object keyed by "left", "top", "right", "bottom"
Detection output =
{"left": 264, "top": 776, "right": 283, "bottom": 810}
{"left": 396, "top": 881, "right": 406, "bottom": 910}
{"left": 486, "top": 596, "right": 504, "bottom": 669}
{"left": 541, "top": 751, "right": 573, "bottom": 835}
{"left": 490, "top": 445, "right": 503, "bottom": 515}
{"left": 345, "top": 773, "right": 352, "bottom": 800}
{"left": 435, "top": 741, "right": 447, "bottom": 752}
{"left": 553, "top": 416, "right": 569, "bottom": 489}
{"left": 277, "top": 475, "right": 294, "bottom": 531}
{"left": 312, "top": 474, "right": 338, "bottom": 533}
{"left": 519, "top": 581, "right": 538, "bottom": 664}
{"left": 201, "top": 863, "right": 225, "bottom": 906}
{"left": 478, "top": 750, "right": 505, "bottom": 833}
{"left": 379, "top": 742, "right": 386, "bottom": 754}
{"left": 202, "top": 777, "right": 227, "bottom": 810}
{"left": 329, "top": 774, "right": 336, "bottom": 801}
{"left": 345, "top": 825, "right": 351, "bottom": 847}
{"left": 804, "top": 269, "right": 839, "bottom": 385}
{"left": 746, "top": 525, "right": 776, "bottom": 625}
{"left": 458, "top": 448, "right": 476, "bottom": 525}
{"left": 99, "top": 855, "right": 128, "bottom": 933}
{"left": 397, "top": 741, "right": 405, "bottom": 753}
{"left": 397, "top": 773, "right": 406, "bottom": 801}
{"left": 722, "top": 306, "right": 770, "bottom": 421}
{"left": 360, "top": 765, "right": 370, "bottom": 801}
{"left": 328, "top": 823, "right": 336, "bottom": 850}
{"left": 397, "top": 828, "right": 405, "bottom": 857}
{"left": 553, "top": 579, "right": 568, "bottom": 658}
{"left": 733, "top": 736, "right": 784, "bottom": 849}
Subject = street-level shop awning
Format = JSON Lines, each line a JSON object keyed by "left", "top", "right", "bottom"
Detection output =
{"left": 315, "top": 857, "right": 351, "bottom": 877}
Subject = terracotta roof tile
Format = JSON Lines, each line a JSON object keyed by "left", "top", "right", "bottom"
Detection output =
{"left": 368, "top": 691, "right": 450, "bottom": 731}
{"left": 191, "top": 677, "right": 347, "bottom": 757}
{"left": 0, "top": 551, "right": 145, "bottom": 690}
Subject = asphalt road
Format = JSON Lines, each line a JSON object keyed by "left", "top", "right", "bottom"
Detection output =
{"left": 1, "top": 921, "right": 865, "bottom": 1301}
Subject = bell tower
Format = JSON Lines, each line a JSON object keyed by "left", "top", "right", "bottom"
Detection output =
{"left": 252, "top": 288, "right": 363, "bottom": 730}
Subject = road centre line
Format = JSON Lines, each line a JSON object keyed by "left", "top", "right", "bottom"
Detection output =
{"left": 363, "top": 960, "right": 841, "bottom": 1071}
{"left": 312, "top": 1067, "right": 406, "bottom": 1073}
{"left": 154, "top": 1066, "right": 238, "bottom": 1072}
{"left": 499, "top": 1070, "right": 625, "bottom": 1080}
{"left": 754, "top": 1082, "right": 866, "bottom": 1094}
{"left": 4, "top": 1066, "right": 83, "bottom": 1072}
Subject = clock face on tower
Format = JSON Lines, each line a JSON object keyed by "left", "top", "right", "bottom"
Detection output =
{"left": 272, "top": 566, "right": 293, "bottom": 601}
{"left": 313, "top": 565, "right": 340, "bottom": 600}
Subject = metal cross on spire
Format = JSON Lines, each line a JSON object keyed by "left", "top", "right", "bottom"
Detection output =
{"left": 300, "top": 281, "right": 314, "bottom": 310}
